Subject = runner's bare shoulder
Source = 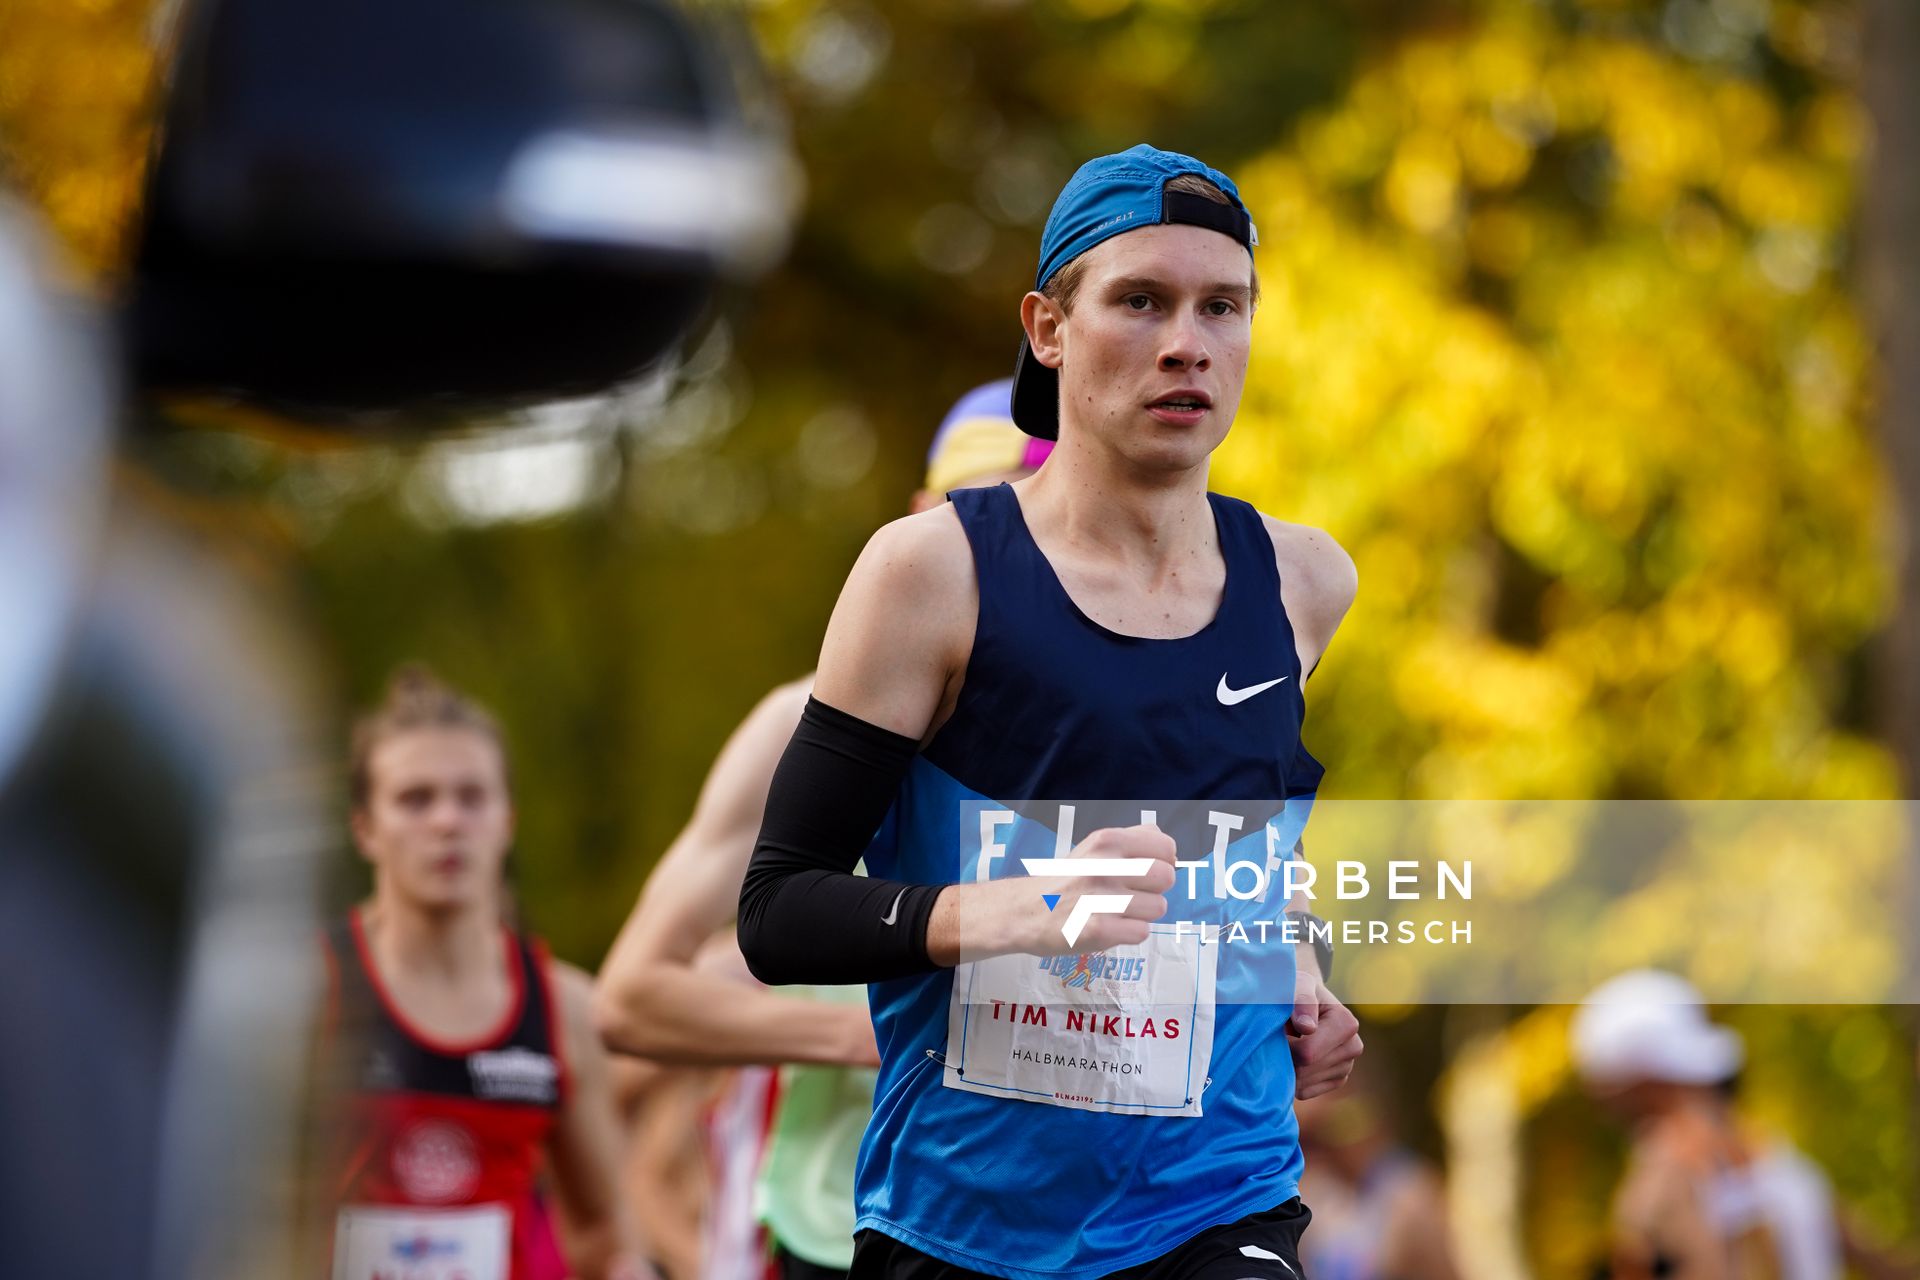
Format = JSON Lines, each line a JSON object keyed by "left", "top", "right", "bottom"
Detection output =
{"left": 816, "top": 505, "right": 977, "bottom": 732}
{"left": 840, "top": 504, "right": 978, "bottom": 634}
{"left": 1258, "top": 514, "right": 1358, "bottom": 670}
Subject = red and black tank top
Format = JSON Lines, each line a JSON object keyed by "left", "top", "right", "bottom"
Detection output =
{"left": 322, "top": 908, "right": 570, "bottom": 1280}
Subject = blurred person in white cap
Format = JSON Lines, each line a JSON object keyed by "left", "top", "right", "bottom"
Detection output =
{"left": 1572, "top": 970, "right": 1842, "bottom": 1280}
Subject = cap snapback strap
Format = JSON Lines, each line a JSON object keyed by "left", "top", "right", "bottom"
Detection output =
{"left": 1161, "top": 188, "right": 1256, "bottom": 248}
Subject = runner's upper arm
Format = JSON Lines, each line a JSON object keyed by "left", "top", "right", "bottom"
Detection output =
{"left": 598, "top": 682, "right": 809, "bottom": 986}
{"left": 598, "top": 680, "right": 891, "bottom": 1063}
{"left": 552, "top": 964, "right": 618, "bottom": 1173}
{"left": 810, "top": 506, "right": 976, "bottom": 740}
{"left": 547, "top": 963, "right": 645, "bottom": 1277}
{"left": 734, "top": 509, "right": 976, "bottom": 985}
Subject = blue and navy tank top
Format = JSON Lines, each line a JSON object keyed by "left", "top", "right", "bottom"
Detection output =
{"left": 853, "top": 482, "right": 1325, "bottom": 1280}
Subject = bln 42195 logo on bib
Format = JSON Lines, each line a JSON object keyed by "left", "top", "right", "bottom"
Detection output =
{"left": 1039, "top": 950, "right": 1146, "bottom": 990}
{"left": 944, "top": 927, "right": 1218, "bottom": 1117}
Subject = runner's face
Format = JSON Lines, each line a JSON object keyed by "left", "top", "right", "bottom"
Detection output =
{"left": 1051, "top": 224, "right": 1252, "bottom": 470}
{"left": 1584, "top": 1076, "right": 1675, "bottom": 1122}
{"left": 355, "top": 728, "right": 513, "bottom": 912}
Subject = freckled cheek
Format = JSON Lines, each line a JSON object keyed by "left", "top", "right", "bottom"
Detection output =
{"left": 1217, "top": 335, "right": 1251, "bottom": 384}
{"left": 1110, "top": 324, "right": 1164, "bottom": 379}
{"left": 1206, "top": 337, "right": 1250, "bottom": 422}
{"left": 1073, "top": 322, "right": 1138, "bottom": 387}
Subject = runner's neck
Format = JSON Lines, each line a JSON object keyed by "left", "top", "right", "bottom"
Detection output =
{"left": 360, "top": 896, "right": 504, "bottom": 985}
{"left": 1014, "top": 444, "right": 1217, "bottom": 579}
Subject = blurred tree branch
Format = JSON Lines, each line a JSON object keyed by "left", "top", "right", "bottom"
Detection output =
{"left": 1864, "top": 1, "right": 1919, "bottom": 790}
{"left": 1862, "top": 0, "right": 1920, "bottom": 1216}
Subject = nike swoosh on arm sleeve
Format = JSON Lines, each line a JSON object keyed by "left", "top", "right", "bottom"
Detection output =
{"left": 736, "top": 697, "right": 945, "bottom": 984}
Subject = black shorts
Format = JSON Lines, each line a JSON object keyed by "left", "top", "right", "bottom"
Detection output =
{"left": 849, "top": 1199, "right": 1311, "bottom": 1280}
{"left": 778, "top": 1244, "right": 851, "bottom": 1280}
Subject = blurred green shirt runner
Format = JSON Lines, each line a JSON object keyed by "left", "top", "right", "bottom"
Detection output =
{"left": 754, "top": 983, "right": 878, "bottom": 1269}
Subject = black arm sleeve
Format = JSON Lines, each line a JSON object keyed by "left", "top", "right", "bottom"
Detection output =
{"left": 736, "top": 697, "right": 946, "bottom": 985}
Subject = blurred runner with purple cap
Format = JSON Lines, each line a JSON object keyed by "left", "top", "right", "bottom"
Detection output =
{"left": 595, "top": 380, "right": 1049, "bottom": 1280}
{"left": 919, "top": 381, "right": 1054, "bottom": 502}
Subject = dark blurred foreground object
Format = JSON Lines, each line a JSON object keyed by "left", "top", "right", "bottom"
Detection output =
{"left": 130, "top": 0, "right": 794, "bottom": 417}
{"left": 0, "top": 198, "right": 327, "bottom": 1279}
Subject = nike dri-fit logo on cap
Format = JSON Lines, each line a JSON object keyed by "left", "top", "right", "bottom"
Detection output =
{"left": 881, "top": 889, "right": 907, "bottom": 925}
{"left": 1216, "top": 674, "right": 1289, "bottom": 706}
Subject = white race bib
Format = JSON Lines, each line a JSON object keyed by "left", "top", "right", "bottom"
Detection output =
{"left": 943, "top": 925, "right": 1217, "bottom": 1117}
{"left": 333, "top": 1203, "right": 510, "bottom": 1280}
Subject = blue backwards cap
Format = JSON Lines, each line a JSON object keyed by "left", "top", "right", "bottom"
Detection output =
{"left": 1012, "top": 145, "right": 1256, "bottom": 439}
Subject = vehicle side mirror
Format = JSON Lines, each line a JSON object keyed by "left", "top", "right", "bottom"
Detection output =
{"left": 128, "top": 0, "right": 793, "bottom": 421}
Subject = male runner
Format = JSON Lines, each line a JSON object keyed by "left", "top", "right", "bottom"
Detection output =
{"left": 593, "top": 381, "right": 1052, "bottom": 1279}
{"left": 737, "top": 145, "right": 1362, "bottom": 1279}
{"left": 320, "top": 666, "right": 650, "bottom": 1280}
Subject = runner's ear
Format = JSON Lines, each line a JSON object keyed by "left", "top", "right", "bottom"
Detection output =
{"left": 1020, "top": 292, "right": 1068, "bottom": 370}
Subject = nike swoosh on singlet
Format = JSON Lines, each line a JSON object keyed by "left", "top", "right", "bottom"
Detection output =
{"left": 881, "top": 888, "right": 907, "bottom": 926}
{"left": 1216, "top": 673, "right": 1290, "bottom": 706}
